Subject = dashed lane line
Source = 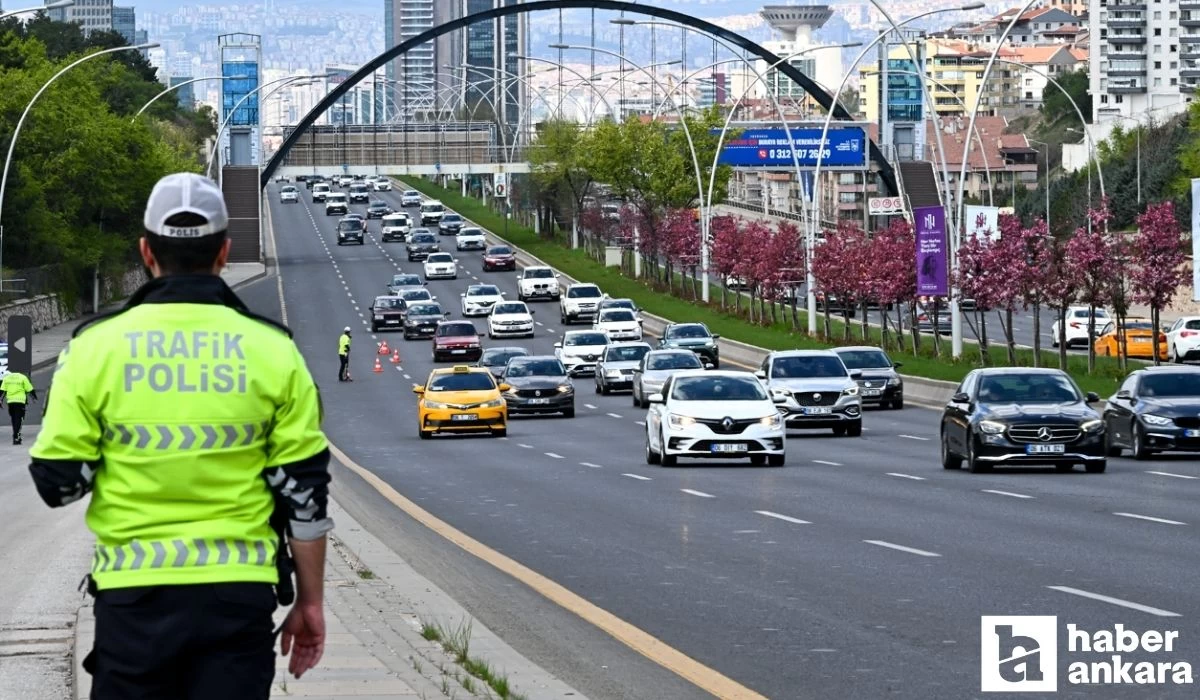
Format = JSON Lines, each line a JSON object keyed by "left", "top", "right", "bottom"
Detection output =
{"left": 898, "top": 434, "right": 930, "bottom": 441}
{"left": 812, "top": 459, "right": 841, "bottom": 466}
{"left": 680, "top": 489, "right": 715, "bottom": 499}
{"left": 982, "top": 489, "right": 1034, "bottom": 499}
{"left": 1046, "top": 586, "right": 1180, "bottom": 618}
{"left": 887, "top": 473, "right": 926, "bottom": 481}
{"left": 545, "top": 452, "right": 565, "bottom": 459}
{"left": 863, "top": 540, "right": 941, "bottom": 558}
{"left": 1145, "top": 471, "right": 1199, "bottom": 480}
{"left": 580, "top": 462, "right": 602, "bottom": 469}
{"left": 1113, "top": 512, "right": 1187, "bottom": 526}
{"left": 607, "top": 412, "right": 623, "bottom": 419}
{"left": 584, "top": 403, "right": 597, "bottom": 410}
{"left": 754, "top": 510, "right": 811, "bottom": 525}
{"left": 622, "top": 473, "right": 652, "bottom": 481}
{"left": 517, "top": 443, "right": 534, "bottom": 449}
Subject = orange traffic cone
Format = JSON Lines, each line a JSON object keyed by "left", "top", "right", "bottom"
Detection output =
{"left": 378, "top": 340, "right": 390, "bottom": 355}
{"left": 373, "top": 357, "right": 383, "bottom": 373}
{"left": 391, "top": 349, "right": 401, "bottom": 364}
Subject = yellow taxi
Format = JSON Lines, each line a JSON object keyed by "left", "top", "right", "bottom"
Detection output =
{"left": 1094, "top": 317, "right": 1168, "bottom": 361}
{"left": 414, "top": 365, "right": 509, "bottom": 439}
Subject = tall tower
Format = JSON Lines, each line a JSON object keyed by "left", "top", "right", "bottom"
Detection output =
{"left": 757, "top": 5, "right": 841, "bottom": 103}
{"left": 760, "top": 4, "right": 834, "bottom": 45}
{"left": 218, "top": 33, "right": 261, "bottom": 167}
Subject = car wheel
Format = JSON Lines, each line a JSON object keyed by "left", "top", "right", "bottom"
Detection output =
{"left": 491, "top": 428, "right": 507, "bottom": 438}
{"left": 1103, "top": 422, "right": 1122, "bottom": 457}
{"left": 660, "top": 432, "right": 677, "bottom": 467}
{"left": 750, "top": 454, "right": 767, "bottom": 466}
{"left": 562, "top": 406, "right": 575, "bottom": 418}
{"left": 892, "top": 398, "right": 905, "bottom": 410}
{"left": 645, "top": 432, "right": 661, "bottom": 465}
{"left": 940, "top": 433, "right": 962, "bottom": 470}
{"left": 966, "top": 436, "right": 990, "bottom": 473}
{"left": 846, "top": 421, "right": 863, "bottom": 437}
{"left": 1051, "top": 336, "right": 1059, "bottom": 348}
{"left": 767, "top": 454, "right": 785, "bottom": 467}
{"left": 1131, "top": 423, "right": 1153, "bottom": 460}
{"left": 1085, "top": 460, "right": 1107, "bottom": 474}
{"left": 418, "top": 428, "right": 432, "bottom": 440}
{"left": 1174, "top": 345, "right": 1184, "bottom": 364}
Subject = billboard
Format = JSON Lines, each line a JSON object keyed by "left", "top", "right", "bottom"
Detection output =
{"left": 915, "top": 205, "right": 948, "bottom": 296}
{"left": 716, "top": 127, "right": 868, "bottom": 169}
{"left": 1193, "top": 179, "right": 1200, "bottom": 301}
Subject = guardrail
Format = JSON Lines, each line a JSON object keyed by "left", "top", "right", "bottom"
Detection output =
{"left": 393, "top": 178, "right": 960, "bottom": 408}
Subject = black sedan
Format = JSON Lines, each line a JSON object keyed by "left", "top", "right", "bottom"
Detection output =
{"left": 406, "top": 232, "right": 439, "bottom": 261}
{"left": 832, "top": 345, "right": 904, "bottom": 409}
{"left": 500, "top": 356, "right": 575, "bottom": 417}
{"left": 476, "top": 346, "right": 530, "bottom": 378}
{"left": 369, "top": 296, "right": 406, "bottom": 332}
{"left": 402, "top": 302, "right": 449, "bottom": 340}
{"left": 940, "top": 367, "right": 1106, "bottom": 473}
{"left": 658, "top": 323, "right": 720, "bottom": 368}
{"left": 1102, "top": 366, "right": 1200, "bottom": 459}
{"left": 366, "top": 200, "right": 392, "bottom": 219}
{"left": 336, "top": 218, "right": 364, "bottom": 246}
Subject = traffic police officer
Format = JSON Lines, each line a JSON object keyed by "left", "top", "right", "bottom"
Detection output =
{"left": 338, "top": 326, "right": 351, "bottom": 382}
{"left": 0, "top": 370, "right": 36, "bottom": 444}
{"left": 28, "top": 173, "right": 333, "bottom": 699}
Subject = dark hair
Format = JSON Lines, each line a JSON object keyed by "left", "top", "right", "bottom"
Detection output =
{"left": 145, "top": 212, "right": 228, "bottom": 274}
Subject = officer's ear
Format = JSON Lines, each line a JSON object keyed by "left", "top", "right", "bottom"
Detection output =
{"left": 212, "top": 237, "right": 232, "bottom": 273}
{"left": 138, "top": 237, "right": 160, "bottom": 277}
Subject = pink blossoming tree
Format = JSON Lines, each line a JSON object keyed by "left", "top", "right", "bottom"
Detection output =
{"left": 1130, "top": 201, "right": 1189, "bottom": 365}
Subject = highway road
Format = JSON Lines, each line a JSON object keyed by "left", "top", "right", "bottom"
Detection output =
{"left": 265, "top": 182, "right": 1200, "bottom": 699}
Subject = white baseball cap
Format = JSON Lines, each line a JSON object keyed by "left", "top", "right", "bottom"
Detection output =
{"left": 143, "top": 172, "right": 229, "bottom": 238}
{"left": 344, "top": 326, "right": 351, "bottom": 332}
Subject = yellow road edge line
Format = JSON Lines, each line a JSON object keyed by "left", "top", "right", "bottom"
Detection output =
{"left": 327, "top": 442, "right": 768, "bottom": 700}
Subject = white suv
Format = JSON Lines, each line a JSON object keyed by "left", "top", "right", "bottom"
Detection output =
{"left": 1167, "top": 316, "right": 1200, "bottom": 363}
{"left": 401, "top": 190, "right": 422, "bottom": 207}
{"left": 757, "top": 350, "right": 863, "bottom": 437}
{"left": 1050, "top": 306, "right": 1112, "bottom": 348}
{"left": 372, "top": 176, "right": 392, "bottom": 191}
{"left": 517, "top": 266, "right": 560, "bottom": 302}
{"left": 560, "top": 283, "right": 605, "bottom": 325}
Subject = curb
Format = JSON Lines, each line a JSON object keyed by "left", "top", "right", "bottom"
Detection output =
{"left": 394, "top": 178, "right": 962, "bottom": 407}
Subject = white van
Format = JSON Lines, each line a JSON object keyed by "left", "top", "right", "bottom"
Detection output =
{"left": 311, "top": 182, "right": 331, "bottom": 202}
{"left": 420, "top": 200, "right": 445, "bottom": 225}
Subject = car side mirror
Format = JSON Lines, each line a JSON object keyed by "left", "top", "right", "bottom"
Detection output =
{"left": 431, "top": 295, "right": 437, "bottom": 300}
{"left": 1085, "top": 391, "right": 1100, "bottom": 403}
{"left": 951, "top": 392, "right": 970, "bottom": 403}
{"left": 850, "top": 370, "right": 863, "bottom": 380}
{"left": 647, "top": 393, "right": 664, "bottom": 404}
{"left": 712, "top": 334, "right": 721, "bottom": 340}
{"left": 1116, "top": 389, "right": 1132, "bottom": 401}
{"left": 772, "top": 394, "right": 788, "bottom": 404}
{"left": 412, "top": 385, "right": 425, "bottom": 395}
{"left": 704, "top": 362, "right": 715, "bottom": 370}
{"left": 460, "top": 293, "right": 466, "bottom": 297}
{"left": 754, "top": 370, "right": 767, "bottom": 379}
{"left": 530, "top": 310, "right": 536, "bottom": 315}
{"left": 893, "top": 361, "right": 903, "bottom": 369}
{"left": 498, "top": 383, "right": 511, "bottom": 392}
{"left": 554, "top": 342, "right": 562, "bottom": 349}
{"left": 443, "top": 312, "right": 451, "bottom": 317}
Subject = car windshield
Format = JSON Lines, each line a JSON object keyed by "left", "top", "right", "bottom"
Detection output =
{"left": 568, "top": 286, "right": 602, "bottom": 298}
{"left": 487, "top": 246, "right": 512, "bottom": 255}
{"left": 313, "top": 185, "right": 329, "bottom": 191}
{"left": 481, "top": 349, "right": 527, "bottom": 366}
{"left": 493, "top": 303, "right": 526, "bottom": 315}
{"left": 327, "top": 194, "right": 346, "bottom": 202}
{"left": 771, "top": 356, "right": 847, "bottom": 378}
{"left": 606, "top": 345, "right": 650, "bottom": 362}
{"left": 401, "top": 290, "right": 432, "bottom": 301}
{"left": 977, "top": 374, "right": 1081, "bottom": 403}
{"left": 282, "top": 186, "right": 296, "bottom": 192}
{"left": 408, "top": 304, "right": 441, "bottom": 316}
{"left": 427, "top": 253, "right": 453, "bottom": 263}
{"left": 391, "top": 275, "right": 420, "bottom": 285}
{"left": 834, "top": 350, "right": 892, "bottom": 370}
{"left": 1121, "top": 322, "right": 1156, "bottom": 331}
{"left": 526, "top": 268, "right": 554, "bottom": 279}
{"left": 412, "top": 234, "right": 436, "bottom": 243}
{"left": 600, "top": 310, "right": 636, "bottom": 323}
{"left": 604, "top": 300, "right": 635, "bottom": 311}
{"left": 671, "top": 376, "right": 768, "bottom": 401}
{"left": 338, "top": 221, "right": 359, "bottom": 232}
{"left": 1072, "top": 309, "right": 1109, "bottom": 318}
{"left": 374, "top": 297, "right": 404, "bottom": 309}
{"left": 350, "top": 185, "right": 367, "bottom": 191}
{"left": 370, "top": 201, "right": 387, "bottom": 208}
{"left": 1139, "top": 373, "right": 1200, "bottom": 397}
{"left": 423, "top": 204, "right": 444, "bottom": 212}
{"left": 666, "top": 325, "right": 709, "bottom": 339}
{"left": 404, "top": 191, "right": 418, "bottom": 197}
{"left": 442, "top": 214, "right": 461, "bottom": 222}
{"left": 565, "top": 333, "right": 607, "bottom": 347}
{"left": 647, "top": 353, "right": 702, "bottom": 371}
{"left": 468, "top": 286, "right": 500, "bottom": 297}
{"left": 384, "top": 215, "right": 407, "bottom": 223}
{"left": 436, "top": 323, "right": 476, "bottom": 337}
{"left": 428, "top": 373, "right": 494, "bottom": 392}
{"left": 459, "top": 228, "right": 482, "bottom": 236}
{"left": 505, "top": 359, "right": 565, "bottom": 377}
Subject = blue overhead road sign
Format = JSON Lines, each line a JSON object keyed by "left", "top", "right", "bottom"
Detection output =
{"left": 716, "top": 127, "right": 868, "bottom": 169}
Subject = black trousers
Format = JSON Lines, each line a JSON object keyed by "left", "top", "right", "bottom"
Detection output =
{"left": 8, "top": 402, "right": 25, "bottom": 440}
{"left": 338, "top": 353, "right": 349, "bottom": 381}
{"left": 87, "top": 582, "right": 277, "bottom": 700}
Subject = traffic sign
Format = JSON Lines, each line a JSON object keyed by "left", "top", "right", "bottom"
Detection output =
{"left": 7, "top": 315, "right": 32, "bottom": 377}
{"left": 494, "top": 173, "right": 507, "bottom": 198}
{"left": 868, "top": 196, "right": 906, "bottom": 216}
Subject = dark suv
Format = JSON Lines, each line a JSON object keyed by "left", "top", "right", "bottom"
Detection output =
{"left": 336, "top": 218, "right": 364, "bottom": 246}
{"left": 658, "top": 323, "right": 720, "bottom": 368}
{"left": 406, "top": 231, "right": 439, "bottom": 261}
{"left": 438, "top": 213, "right": 465, "bottom": 235}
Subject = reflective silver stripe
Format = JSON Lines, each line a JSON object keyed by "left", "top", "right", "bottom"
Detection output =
{"left": 242, "top": 423, "right": 256, "bottom": 446}
{"left": 179, "top": 426, "right": 197, "bottom": 449}
{"left": 172, "top": 540, "right": 188, "bottom": 567}
{"left": 96, "top": 545, "right": 111, "bottom": 572}
{"left": 215, "top": 540, "right": 230, "bottom": 565}
{"left": 112, "top": 546, "right": 126, "bottom": 572}
{"left": 194, "top": 539, "right": 209, "bottom": 566}
{"left": 150, "top": 541, "right": 167, "bottom": 569}
{"left": 253, "top": 540, "right": 268, "bottom": 566}
{"left": 235, "top": 541, "right": 249, "bottom": 565}
{"left": 128, "top": 541, "right": 146, "bottom": 570}
{"left": 104, "top": 424, "right": 266, "bottom": 450}
{"left": 94, "top": 539, "right": 276, "bottom": 575}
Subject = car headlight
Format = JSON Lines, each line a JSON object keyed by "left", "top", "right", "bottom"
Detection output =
{"left": 557, "top": 384, "right": 573, "bottom": 393}
{"left": 888, "top": 376, "right": 902, "bottom": 387}
{"left": 373, "top": 315, "right": 384, "bottom": 320}
{"left": 759, "top": 413, "right": 782, "bottom": 429}
{"left": 478, "top": 399, "right": 504, "bottom": 409}
{"left": 1142, "top": 414, "right": 1174, "bottom": 427}
{"left": 668, "top": 413, "right": 696, "bottom": 428}
{"left": 842, "top": 384, "right": 859, "bottom": 396}
{"left": 423, "top": 400, "right": 450, "bottom": 410}
{"left": 1080, "top": 419, "right": 1104, "bottom": 433}
{"left": 978, "top": 420, "right": 1007, "bottom": 435}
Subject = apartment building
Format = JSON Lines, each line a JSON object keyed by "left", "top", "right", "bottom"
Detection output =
{"left": 1089, "top": 0, "right": 1195, "bottom": 122}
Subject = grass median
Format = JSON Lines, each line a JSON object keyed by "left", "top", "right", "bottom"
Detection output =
{"left": 397, "top": 176, "right": 1131, "bottom": 397}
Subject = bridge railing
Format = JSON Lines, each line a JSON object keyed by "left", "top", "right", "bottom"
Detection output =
{"left": 278, "top": 142, "right": 539, "bottom": 168}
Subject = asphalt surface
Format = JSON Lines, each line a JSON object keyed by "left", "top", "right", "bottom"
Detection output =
{"left": 266, "top": 183, "right": 1200, "bottom": 699}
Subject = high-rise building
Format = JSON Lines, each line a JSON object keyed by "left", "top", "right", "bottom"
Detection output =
{"left": 1089, "top": 0, "right": 1195, "bottom": 124}
{"left": 45, "top": 0, "right": 114, "bottom": 36}
{"left": 461, "top": 0, "right": 528, "bottom": 128}
{"left": 111, "top": 6, "right": 135, "bottom": 45}
{"left": 219, "top": 33, "right": 261, "bottom": 167}
{"left": 385, "top": 1, "right": 460, "bottom": 116}
{"left": 170, "top": 75, "right": 195, "bottom": 111}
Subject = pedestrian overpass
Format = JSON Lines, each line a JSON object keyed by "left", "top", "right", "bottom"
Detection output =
{"left": 269, "top": 122, "right": 534, "bottom": 179}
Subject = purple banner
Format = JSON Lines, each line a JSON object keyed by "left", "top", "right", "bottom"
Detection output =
{"left": 914, "top": 205, "right": 948, "bottom": 296}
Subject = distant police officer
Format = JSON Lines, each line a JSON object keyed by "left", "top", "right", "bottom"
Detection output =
{"left": 338, "top": 326, "right": 352, "bottom": 382}
{"left": 0, "top": 370, "right": 36, "bottom": 444}
{"left": 28, "top": 173, "right": 333, "bottom": 699}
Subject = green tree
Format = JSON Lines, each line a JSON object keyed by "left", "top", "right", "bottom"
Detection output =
{"left": 528, "top": 119, "right": 594, "bottom": 239}
{"left": 1042, "top": 69, "right": 1091, "bottom": 124}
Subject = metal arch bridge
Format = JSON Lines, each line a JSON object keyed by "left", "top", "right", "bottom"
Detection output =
{"left": 261, "top": 0, "right": 899, "bottom": 195}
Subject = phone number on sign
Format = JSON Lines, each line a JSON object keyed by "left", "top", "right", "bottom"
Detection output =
{"left": 767, "top": 148, "right": 831, "bottom": 161}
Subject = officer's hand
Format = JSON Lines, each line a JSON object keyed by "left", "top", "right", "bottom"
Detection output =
{"left": 280, "top": 601, "right": 325, "bottom": 678}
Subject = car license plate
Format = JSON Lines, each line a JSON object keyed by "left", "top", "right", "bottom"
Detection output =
{"left": 711, "top": 443, "right": 747, "bottom": 453}
{"left": 451, "top": 414, "right": 476, "bottom": 422}
{"left": 451, "top": 349, "right": 467, "bottom": 355}
{"left": 802, "top": 407, "right": 832, "bottom": 415}
{"left": 1185, "top": 429, "right": 1200, "bottom": 438}
{"left": 1026, "top": 444, "right": 1065, "bottom": 454}
{"left": 528, "top": 398, "right": 550, "bottom": 405}
{"left": 385, "top": 320, "right": 399, "bottom": 324}
{"left": 863, "top": 389, "right": 881, "bottom": 396}
{"left": 421, "top": 327, "right": 434, "bottom": 333}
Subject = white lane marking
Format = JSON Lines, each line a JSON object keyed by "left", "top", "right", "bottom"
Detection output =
{"left": 607, "top": 412, "right": 623, "bottom": 419}
{"left": 535, "top": 321, "right": 544, "bottom": 326}
{"left": 635, "top": 420, "right": 646, "bottom": 426}
{"left": 544, "top": 452, "right": 564, "bottom": 459}
{"left": 733, "top": 529, "right": 759, "bottom": 534}
{"left": 982, "top": 489, "right": 1034, "bottom": 499}
{"left": 517, "top": 443, "right": 534, "bottom": 449}
{"left": 580, "top": 462, "right": 602, "bottom": 468}
{"left": 887, "top": 473, "right": 926, "bottom": 481}
{"left": 584, "top": 403, "right": 597, "bottom": 409}
{"left": 680, "top": 488, "right": 715, "bottom": 499}
{"left": 755, "top": 510, "right": 810, "bottom": 525}
{"left": 1113, "top": 512, "right": 1187, "bottom": 526}
{"left": 546, "top": 329, "right": 556, "bottom": 334}
{"left": 622, "top": 473, "right": 652, "bottom": 481}
{"left": 813, "top": 459, "right": 841, "bottom": 466}
{"left": 1046, "top": 586, "right": 1180, "bottom": 617}
{"left": 863, "top": 540, "right": 941, "bottom": 558}
{"left": 1146, "top": 470, "right": 1199, "bottom": 480}
{"left": 898, "top": 434, "right": 930, "bottom": 441}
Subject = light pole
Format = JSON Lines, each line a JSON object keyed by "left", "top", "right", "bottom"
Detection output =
{"left": 0, "top": 0, "right": 73, "bottom": 20}
{"left": 1027, "top": 138, "right": 1050, "bottom": 231}
{"left": 513, "top": 54, "right": 622, "bottom": 124}
{"left": 132, "top": 75, "right": 248, "bottom": 121}
{"left": 0, "top": 42, "right": 156, "bottom": 294}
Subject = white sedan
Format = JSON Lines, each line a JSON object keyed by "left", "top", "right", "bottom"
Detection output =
{"left": 1050, "top": 306, "right": 1112, "bottom": 348}
{"left": 487, "top": 301, "right": 535, "bottom": 339}
{"left": 593, "top": 308, "right": 642, "bottom": 341}
{"left": 423, "top": 252, "right": 458, "bottom": 280}
{"left": 461, "top": 284, "right": 505, "bottom": 317}
{"left": 645, "top": 370, "right": 786, "bottom": 467}
{"left": 455, "top": 227, "right": 487, "bottom": 251}
{"left": 372, "top": 176, "right": 392, "bottom": 191}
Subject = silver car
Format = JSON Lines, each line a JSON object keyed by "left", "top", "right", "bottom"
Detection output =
{"left": 756, "top": 350, "right": 863, "bottom": 437}
{"left": 594, "top": 342, "right": 653, "bottom": 395}
{"left": 631, "top": 349, "right": 704, "bottom": 408}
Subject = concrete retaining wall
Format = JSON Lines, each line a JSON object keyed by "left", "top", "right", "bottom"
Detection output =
{"left": 0, "top": 267, "right": 146, "bottom": 336}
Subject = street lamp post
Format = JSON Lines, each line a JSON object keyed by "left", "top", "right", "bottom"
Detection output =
{"left": 0, "top": 42, "right": 156, "bottom": 295}
{"left": 1027, "top": 138, "right": 1050, "bottom": 231}
{"left": 0, "top": 0, "right": 73, "bottom": 20}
